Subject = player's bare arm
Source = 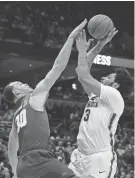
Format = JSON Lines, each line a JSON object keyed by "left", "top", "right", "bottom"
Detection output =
{"left": 86, "top": 27, "right": 118, "bottom": 69}
{"left": 75, "top": 30, "right": 101, "bottom": 96}
{"left": 29, "top": 19, "right": 87, "bottom": 111}
{"left": 8, "top": 121, "right": 19, "bottom": 177}
{"left": 75, "top": 30, "right": 92, "bottom": 96}
{"left": 76, "top": 29, "right": 118, "bottom": 96}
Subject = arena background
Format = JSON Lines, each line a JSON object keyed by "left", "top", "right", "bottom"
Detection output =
{"left": 0, "top": 2, "right": 134, "bottom": 178}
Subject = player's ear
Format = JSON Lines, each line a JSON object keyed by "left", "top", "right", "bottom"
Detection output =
{"left": 112, "top": 82, "right": 120, "bottom": 89}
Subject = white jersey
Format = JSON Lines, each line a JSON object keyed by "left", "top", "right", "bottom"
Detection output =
{"left": 77, "top": 84, "right": 124, "bottom": 154}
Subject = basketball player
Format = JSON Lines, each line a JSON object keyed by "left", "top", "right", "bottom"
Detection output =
{"left": 68, "top": 29, "right": 133, "bottom": 178}
{"left": 4, "top": 19, "right": 87, "bottom": 178}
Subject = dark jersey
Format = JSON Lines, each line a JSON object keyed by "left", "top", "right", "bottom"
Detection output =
{"left": 14, "top": 95, "right": 50, "bottom": 158}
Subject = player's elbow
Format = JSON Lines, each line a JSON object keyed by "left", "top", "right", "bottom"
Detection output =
{"left": 77, "top": 71, "right": 92, "bottom": 82}
{"left": 76, "top": 66, "right": 91, "bottom": 79}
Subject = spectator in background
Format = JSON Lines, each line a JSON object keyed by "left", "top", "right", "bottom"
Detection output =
{"left": 56, "top": 148, "right": 66, "bottom": 164}
{"left": 0, "top": 85, "right": 134, "bottom": 178}
{"left": 63, "top": 88, "right": 72, "bottom": 99}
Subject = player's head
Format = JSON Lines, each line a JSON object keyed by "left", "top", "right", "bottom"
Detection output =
{"left": 101, "top": 67, "right": 133, "bottom": 96}
{"left": 3, "top": 81, "right": 33, "bottom": 104}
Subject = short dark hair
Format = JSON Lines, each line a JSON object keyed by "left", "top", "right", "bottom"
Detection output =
{"left": 114, "top": 68, "right": 133, "bottom": 96}
{"left": 3, "top": 83, "right": 15, "bottom": 104}
{"left": 0, "top": 83, "right": 15, "bottom": 111}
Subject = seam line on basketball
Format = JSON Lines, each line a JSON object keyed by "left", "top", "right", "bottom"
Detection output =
{"left": 97, "top": 18, "right": 111, "bottom": 39}
{"left": 91, "top": 17, "right": 110, "bottom": 34}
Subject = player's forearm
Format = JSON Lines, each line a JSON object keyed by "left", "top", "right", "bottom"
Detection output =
{"left": 42, "top": 37, "right": 73, "bottom": 90}
{"left": 76, "top": 51, "right": 91, "bottom": 95}
{"left": 30, "top": 37, "right": 74, "bottom": 106}
{"left": 53, "top": 37, "right": 74, "bottom": 70}
{"left": 77, "top": 50, "right": 88, "bottom": 68}
{"left": 87, "top": 41, "right": 105, "bottom": 70}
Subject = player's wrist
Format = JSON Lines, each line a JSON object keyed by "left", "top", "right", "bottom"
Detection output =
{"left": 93, "top": 41, "right": 106, "bottom": 53}
{"left": 78, "top": 49, "right": 87, "bottom": 54}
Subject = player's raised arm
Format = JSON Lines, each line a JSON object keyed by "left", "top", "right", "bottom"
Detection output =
{"left": 8, "top": 121, "right": 19, "bottom": 177}
{"left": 29, "top": 19, "right": 87, "bottom": 111}
{"left": 87, "top": 28, "right": 118, "bottom": 70}
{"left": 76, "top": 30, "right": 124, "bottom": 113}
{"left": 76, "top": 29, "right": 118, "bottom": 96}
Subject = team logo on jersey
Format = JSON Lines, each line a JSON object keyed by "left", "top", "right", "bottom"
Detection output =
{"left": 87, "top": 96, "right": 98, "bottom": 107}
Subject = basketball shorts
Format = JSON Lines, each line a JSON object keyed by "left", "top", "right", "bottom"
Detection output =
{"left": 68, "top": 148, "right": 117, "bottom": 178}
{"left": 16, "top": 149, "right": 76, "bottom": 178}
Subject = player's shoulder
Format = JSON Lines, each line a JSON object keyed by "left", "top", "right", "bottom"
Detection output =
{"left": 109, "top": 86, "right": 124, "bottom": 102}
{"left": 102, "top": 84, "right": 123, "bottom": 99}
{"left": 110, "top": 87, "right": 125, "bottom": 113}
{"left": 101, "top": 84, "right": 125, "bottom": 112}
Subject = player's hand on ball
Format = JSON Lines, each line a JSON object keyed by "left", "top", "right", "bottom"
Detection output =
{"left": 76, "top": 29, "right": 94, "bottom": 52}
{"left": 69, "top": 19, "right": 87, "bottom": 40}
{"left": 99, "top": 27, "right": 118, "bottom": 46}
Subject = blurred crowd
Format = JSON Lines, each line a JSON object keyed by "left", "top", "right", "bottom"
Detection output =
{"left": 0, "top": 88, "right": 134, "bottom": 178}
{"left": 0, "top": 2, "right": 134, "bottom": 58}
{"left": 50, "top": 84, "right": 87, "bottom": 102}
{"left": 49, "top": 125, "right": 134, "bottom": 178}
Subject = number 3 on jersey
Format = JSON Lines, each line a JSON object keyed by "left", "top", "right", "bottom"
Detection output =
{"left": 84, "top": 109, "right": 91, "bottom": 121}
{"left": 15, "top": 109, "right": 27, "bottom": 133}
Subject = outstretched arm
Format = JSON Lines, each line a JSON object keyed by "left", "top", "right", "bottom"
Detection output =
{"left": 29, "top": 19, "right": 87, "bottom": 111}
{"left": 76, "top": 29, "right": 118, "bottom": 96}
{"left": 86, "top": 28, "right": 118, "bottom": 70}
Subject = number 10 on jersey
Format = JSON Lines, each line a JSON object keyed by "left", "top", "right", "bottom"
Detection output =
{"left": 83, "top": 108, "right": 91, "bottom": 121}
{"left": 15, "top": 109, "right": 27, "bottom": 133}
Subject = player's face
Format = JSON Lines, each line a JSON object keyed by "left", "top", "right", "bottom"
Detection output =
{"left": 10, "top": 81, "right": 33, "bottom": 94}
{"left": 101, "top": 73, "right": 116, "bottom": 86}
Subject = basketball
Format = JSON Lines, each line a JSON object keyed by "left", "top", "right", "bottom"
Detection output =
{"left": 87, "top": 14, "right": 114, "bottom": 40}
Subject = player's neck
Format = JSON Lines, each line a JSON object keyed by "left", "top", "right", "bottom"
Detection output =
{"left": 15, "top": 94, "right": 27, "bottom": 105}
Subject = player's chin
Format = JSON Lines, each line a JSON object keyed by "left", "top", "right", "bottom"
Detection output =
{"left": 101, "top": 81, "right": 107, "bottom": 86}
{"left": 100, "top": 80, "right": 104, "bottom": 84}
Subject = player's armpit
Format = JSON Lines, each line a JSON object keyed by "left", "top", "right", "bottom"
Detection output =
{"left": 76, "top": 66, "right": 101, "bottom": 97}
